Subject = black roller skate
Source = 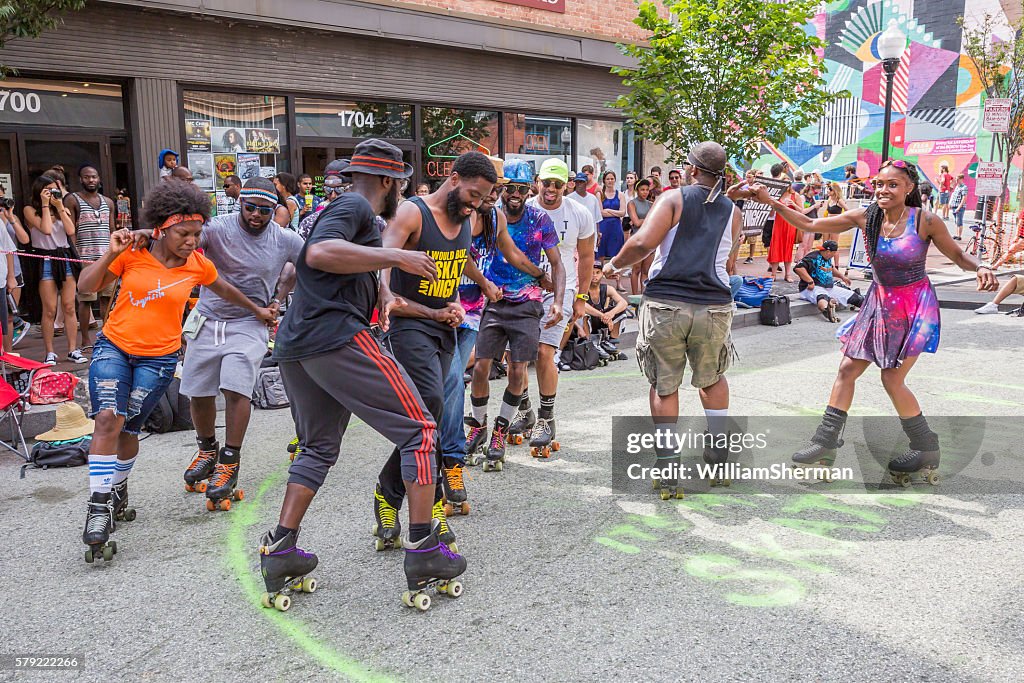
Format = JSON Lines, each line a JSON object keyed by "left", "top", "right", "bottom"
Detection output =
{"left": 464, "top": 417, "right": 487, "bottom": 467}
{"left": 652, "top": 456, "right": 684, "bottom": 500}
{"left": 887, "top": 449, "right": 940, "bottom": 487}
{"left": 601, "top": 338, "right": 628, "bottom": 361}
{"left": 184, "top": 445, "right": 218, "bottom": 493}
{"left": 205, "top": 458, "right": 244, "bottom": 512}
{"left": 432, "top": 498, "right": 459, "bottom": 553}
{"left": 702, "top": 433, "right": 731, "bottom": 487}
{"left": 792, "top": 407, "right": 847, "bottom": 482}
{"left": 442, "top": 461, "right": 470, "bottom": 517}
{"left": 508, "top": 408, "right": 536, "bottom": 445}
{"left": 402, "top": 519, "right": 467, "bottom": 612}
{"left": 529, "top": 417, "right": 560, "bottom": 458}
{"left": 286, "top": 437, "right": 301, "bottom": 462}
{"left": 259, "top": 528, "right": 318, "bottom": 612}
{"left": 372, "top": 484, "right": 402, "bottom": 551}
{"left": 111, "top": 479, "right": 137, "bottom": 522}
{"left": 483, "top": 418, "right": 508, "bottom": 472}
{"left": 83, "top": 492, "right": 117, "bottom": 563}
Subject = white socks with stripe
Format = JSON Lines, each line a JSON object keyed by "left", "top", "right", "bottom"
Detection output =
{"left": 88, "top": 454, "right": 118, "bottom": 495}
{"left": 111, "top": 456, "right": 137, "bottom": 486}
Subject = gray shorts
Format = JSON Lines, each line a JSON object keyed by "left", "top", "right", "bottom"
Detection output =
{"left": 476, "top": 298, "right": 544, "bottom": 363}
{"left": 539, "top": 288, "right": 576, "bottom": 347}
{"left": 180, "top": 317, "right": 270, "bottom": 398}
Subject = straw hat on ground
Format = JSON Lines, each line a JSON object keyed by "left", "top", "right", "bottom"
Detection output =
{"left": 34, "top": 402, "right": 95, "bottom": 442}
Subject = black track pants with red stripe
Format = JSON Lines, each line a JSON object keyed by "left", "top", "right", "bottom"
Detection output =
{"left": 377, "top": 323, "right": 453, "bottom": 508}
{"left": 279, "top": 329, "right": 437, "bottom": 493}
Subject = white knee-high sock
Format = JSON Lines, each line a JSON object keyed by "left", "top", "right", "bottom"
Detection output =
{"left": 88, "top": 454, "right": 118, "bottom": 495}
{"left": 111, "top": 456, "right": 137, "bottom": 486}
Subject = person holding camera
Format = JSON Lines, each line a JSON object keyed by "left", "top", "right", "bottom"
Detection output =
{"left": 0, "top": 183, "right": 30, "bottom": 347}
{"left": 23, "top": 173, "right": 87, "bottom": 365}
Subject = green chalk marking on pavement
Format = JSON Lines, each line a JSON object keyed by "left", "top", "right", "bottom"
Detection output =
{"left": 225, "top": 426, "right": 394, "bottom": 683}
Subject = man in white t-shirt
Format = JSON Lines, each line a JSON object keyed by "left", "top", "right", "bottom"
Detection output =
{"left": 566, "top": 171, "right": 602, "bottom": 227}
{"left": 518, "top": 158, "right": 596, "bottom": 456}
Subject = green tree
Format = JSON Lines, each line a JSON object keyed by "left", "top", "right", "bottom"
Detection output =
{"left": 1, "top": 0, "right": 87, "bottom": 77}
{"left": 959, "top": 9, "right": 1023, "bottom": 215}
{"left": 612, "top": 0, "right": 841, "bottom": 165}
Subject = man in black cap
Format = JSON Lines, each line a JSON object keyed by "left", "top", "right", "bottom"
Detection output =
{"left": 793, "top": 239, "right": 862, "bottom": 322}
{"left": 372, "top": 150, "right": 497, "bottom": 554}
{"left": 258, "top": 139, "right": 466, "bottom": 609}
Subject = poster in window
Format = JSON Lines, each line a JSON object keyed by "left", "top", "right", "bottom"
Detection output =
{"left": 207, "top": 192, "right": 218, "bottom": 217}
{"left": 212, "top": 127, "right": 247, "bottom": 153}
{"left": 214, "top": 154, "right": 237, "bottom": 181}
{"left": 246, "top": 128, "right": 280, "bottom": 154}
{"left": 186, "top": 119, "right": 211, "bottom": 152}
{"left": 259, "top": 166, "right": 277, "bottom": 179}
{"left": 188, "top": 153, "right": 215, "bottom": 191}
{"left": 236, "top": 153, "right": 261, "bottom": 181}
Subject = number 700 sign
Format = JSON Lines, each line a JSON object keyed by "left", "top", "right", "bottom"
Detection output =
{"left": 0, "top": 90, "right": 42, "bottom": 114}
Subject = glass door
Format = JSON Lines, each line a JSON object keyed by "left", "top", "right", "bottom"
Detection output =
{"left": 21, "top": 134, "right": 106, "bottom": 195}
{"left": 0, "top": 133, "right": 17, "bottom": 206}
{"left": 298, "top": 140, "right": 416, "bottom": 196}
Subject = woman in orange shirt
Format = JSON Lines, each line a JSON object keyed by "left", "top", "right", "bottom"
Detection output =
{"left": 77, "top": 179, "right": 275, "bottom": 563}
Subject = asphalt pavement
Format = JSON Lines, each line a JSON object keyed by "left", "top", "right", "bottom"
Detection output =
{"left": 2, "top": 308, "right": 1023, "bottom": 682}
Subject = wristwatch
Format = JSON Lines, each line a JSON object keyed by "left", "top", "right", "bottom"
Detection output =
{"left": 575, "top": 293, "right": 590, "bottom": 302}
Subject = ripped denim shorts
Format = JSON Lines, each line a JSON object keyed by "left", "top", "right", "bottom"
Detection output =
{"left": 88, "top": 333, "right": 179, "bottom": 435}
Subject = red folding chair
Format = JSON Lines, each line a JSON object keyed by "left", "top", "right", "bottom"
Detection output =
{"left": 0, "top": 352, "right": 51, "bottom": 461}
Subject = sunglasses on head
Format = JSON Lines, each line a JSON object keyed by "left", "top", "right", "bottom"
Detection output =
{"left": 241, "top": 201, "right": 273, "bottom": 216}
{"left": 504, "top": 183, "right": 531, "bottom": 196}
{"left": 541, "top": 179, "right": 565, "bottom": 189}
{"left": 323, "top": 184, "right": 345, "bottom": 196}
{"left": 881, "top": 159, "right": 916, "bottom": 172}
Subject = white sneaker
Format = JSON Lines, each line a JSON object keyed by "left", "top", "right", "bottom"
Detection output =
{"left": 975, "top": 302, "right": 999, "bottom": 315}
{"left": 68, "top": 349, "right": 89, "bottom": 364}
{"left": 44, "top": 352, "right": 58, "bottom": 365}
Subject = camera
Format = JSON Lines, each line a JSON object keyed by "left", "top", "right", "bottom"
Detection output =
{"left": 49, "top": 189, "right": 63, "bottom": 200}
{"left": 1, "top": 197, "right": 14, "bottom": 210}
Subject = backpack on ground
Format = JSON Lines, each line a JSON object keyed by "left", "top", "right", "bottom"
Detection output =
{"left": 734, "top": 277, "right": 774, "bottom": 308}
{"left": 20, "top": 436, "right": 91, "bottom": 478}
{"left": 143, "top": 377, "right": 194, "bottom": 434}
{"left": 759, "top": 295, "right": 792, "bottom": 326}
{"left": 563, "top": 335, "right": 601, "bottom": 371}
{"left": 29, "top": 369, "right": 80, "bottom": 405}
{"left": 252, "top": 366, "right": 290, "bottom": 409}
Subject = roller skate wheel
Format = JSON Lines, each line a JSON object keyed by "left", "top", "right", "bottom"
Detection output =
{"left": 530, "top": 447, "right": 538, "bottom": 457}
{"left": 234, "top": 489, "right": 245, "bottom": 501}
{"left": 652, "top": 479, "right": 661, "bottom": 491}
{"left": 206, "top": 499, "right": 215, "bottom": 512}
{"left": 260, "top": 592, "right": 273, "bottom": 609}
{"left": 123, "top": 508, "right": 137, "bottom": 522}
{"left": 483, "top": 461, "right": 492, "bottom": 472}
{"left": 443, "top": 580, "right": 463, "bottom": 598}
{"left": 444, "top": 503, "right": 453, "bottom": 517}
{"left": 926, "top": 471, "right": 939, "bottom": 486}
{"left": 540, "top": 447, "right": 551, "bottom": 458}
{"left": 374, "top": 538, "right": 387, "bottom": 552}
{"left": 84, "top": 548, "right": 94, "bottom": 563}
{"left": 494, "top": 460, "right": 503, "bottom": 472}
{"left": 552, "top": 441, "right": 560, "bottom": 451}
{"left": 219, "top": 499, "right": 232, "bottom": 511}
{"left": 402, "top": 591, "right": 414, "bottom": 608}
{"left": 448, "top": 542, "right": 459, "bottom": 554}
{"left": 460, "top": 502, "right": 470, "bottom": 515}
{"left": 413, "top": 592, "right": 431, "bottom": 611}
{"left": 289, "top": 452, "right": 296, "bottom": 462}
{"left": 897, "top": 474, "right": 911, "bottom": 488}
{"left": 300, "top": 577, "right": 317, "bottom": 593}
{"left": 184, "top": 483, "right": 195, "bottom": 493}
{"left": 395, "top": 536, "right": 403, "bottom": 549}
{"left": 659, "top": 489, "right": 671, "bottom": 501}
{"left": 273, "top": 594, "right": 291, "bottom": 612}
{"left": 101, "top": 545, "right": 114, "bottom": 562}
{"left": 196, "top": 481, "right": 207, "bottom": 493}
{"left": 512, "top": 435, "right": 523, "bottom": 445}
{"left": 109, "top": 540, "right": 117, "bottom": 553}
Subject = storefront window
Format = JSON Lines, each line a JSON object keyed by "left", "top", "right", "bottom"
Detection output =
{"left": 182, "top": 90, "right": 289, "bottom": 214}
{"left": 503, "top": 114, "right": 572, "bottom": 172}
{"left": 0, "top": 78, "right": 124, "bottom": 129}
{"left": 295, "top": 98, "right": 413, "bottom": 139}
{"left": 576, "top": 118, "right": 629, "bottom": 189}
{"left": 420, "top": 108, "right": 499, "bottom": 190}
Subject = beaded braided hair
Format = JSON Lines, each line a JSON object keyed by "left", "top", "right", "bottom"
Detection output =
{"left": 863, "top": 161, "right": 923, "bottom": 258}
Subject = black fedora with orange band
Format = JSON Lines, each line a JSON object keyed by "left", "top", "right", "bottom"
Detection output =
{"left": 344, "top": 139, "right": 414, "bottom": 178}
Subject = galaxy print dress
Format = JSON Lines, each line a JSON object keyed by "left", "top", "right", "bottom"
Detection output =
{"left": 841, "top": 208, "right": 940, "bottom": 369}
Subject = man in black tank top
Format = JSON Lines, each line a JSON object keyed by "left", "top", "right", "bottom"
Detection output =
{"left": 605, "top": 142, "right": 748, "bottom": 491}
{"left": 375, "top": 151, "right": 498, "bottom": 550}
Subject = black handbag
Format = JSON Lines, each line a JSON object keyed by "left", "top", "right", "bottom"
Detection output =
{"left": 758, "top": 295, "right": 792, "bottom": 326}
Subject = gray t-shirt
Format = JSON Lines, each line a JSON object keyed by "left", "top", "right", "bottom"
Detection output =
{"left": 196, "top": 214, "right": 303, "bottom": 321}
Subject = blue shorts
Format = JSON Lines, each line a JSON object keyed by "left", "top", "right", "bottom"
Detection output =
{"left": 41, "top": 258, "right": 54, "bottom": 281}
{"left": 88, "top": 334, "right": 179, "bottom": 435}
{"left": 939, "top": 191, "right": 950, "bottom": 204}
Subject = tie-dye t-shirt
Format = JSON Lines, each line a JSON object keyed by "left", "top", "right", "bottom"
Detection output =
{"left": 458, "top": 228, "right": 495, "bottom": 331}
{"left": 485, "top": 205, "right": 559, "bottom": 303}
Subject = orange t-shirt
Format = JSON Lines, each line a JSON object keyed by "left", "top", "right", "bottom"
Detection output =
{"left": 102, "top": 248, "right": 219, "bottom": 356}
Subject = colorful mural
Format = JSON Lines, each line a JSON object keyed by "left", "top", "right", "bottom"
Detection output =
{"left": 748, "top": 0, "right": 1022, "bottom": 210}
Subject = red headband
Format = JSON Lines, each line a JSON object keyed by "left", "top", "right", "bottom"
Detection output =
{"left": 155, "top": 213, "right": 204, "bottom": 237}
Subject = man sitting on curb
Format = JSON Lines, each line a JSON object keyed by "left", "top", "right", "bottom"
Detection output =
{"left": 976, "top": 236, "right": 1024, "bottom": 315}
{"left": 794, "top": 240, "right": 862, "bottom": 322}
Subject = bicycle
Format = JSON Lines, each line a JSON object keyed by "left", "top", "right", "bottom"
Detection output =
{"left": 964, "top": 224, "right": 1002, "bottom": 263}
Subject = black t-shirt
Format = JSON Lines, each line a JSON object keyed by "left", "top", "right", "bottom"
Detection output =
{"left": 274, "top": 193, "right": 381, "bottom": 362}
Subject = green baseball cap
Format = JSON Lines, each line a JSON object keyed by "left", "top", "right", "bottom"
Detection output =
{"left": 538, "top": 158, "right": 569, "bottom": 183}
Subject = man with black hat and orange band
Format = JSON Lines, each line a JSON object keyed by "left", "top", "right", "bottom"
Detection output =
{"left": 259, "top": 139, "right": 465, "bottom": 610}
{"left": 371, "top": 150, "right": 497, "bottom": 555}
{"left": 793, "top": 239, "right": 862, "bottom": 322}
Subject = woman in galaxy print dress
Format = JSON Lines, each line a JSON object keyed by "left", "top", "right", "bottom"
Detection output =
{"left": 751, "top": 160, "right": 998, "bottom": 482}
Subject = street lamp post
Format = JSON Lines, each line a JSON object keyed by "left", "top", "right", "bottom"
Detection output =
{"left": 877, "top": 20, "right": 907, "bottom": 163}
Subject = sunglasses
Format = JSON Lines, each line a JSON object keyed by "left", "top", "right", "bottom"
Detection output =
{"left": 504, "top": 183, "right": 531, "bottom": 196}
{"left": 541, "top": 179, "right": 565, "bottom": 189}
{"left": 241, "top": 201, "right": 274, "bottom": 217}
{"left": 323, "top": 184, "right": 345, "bottom": 196}
{"left": 881, "top": 159, "right": 916, "bottom": 172}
